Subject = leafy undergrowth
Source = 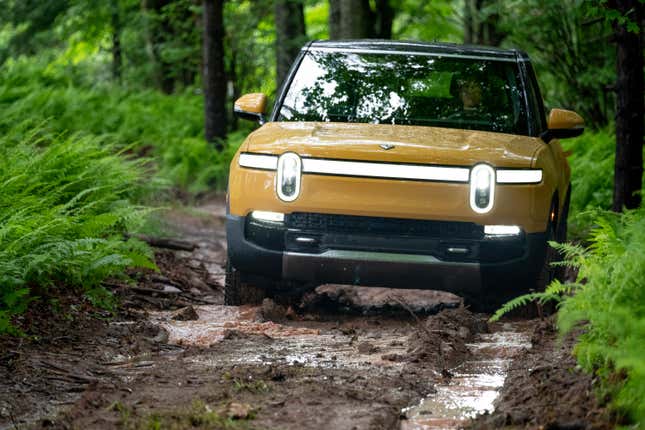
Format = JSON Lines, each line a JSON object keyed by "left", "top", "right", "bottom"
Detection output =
{"left": 0, "top": 124, "right": 156, "bottom": 335}
{"left": 493, "top": 208, "right": 645, "bottom": 427}
{"left": 560, "top": 127, "right": 639, "bottom": 239}
{"left": 0, "top": 58, "right": 247, "bottom": 194}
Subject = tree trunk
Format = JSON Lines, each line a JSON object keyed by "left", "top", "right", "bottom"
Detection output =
{"left": 275, "top": 0, "right": 306, "bottom": 89}
{"left": 330, "top": 0, "right": 395, "bottom": 39}
{"left": 464, "top": 0, "right": 475, "bottom": 43}
{"left": 203, "top": 0, "right": 227, "bottom": 146}
{"left": 610, "top": 0, "right": 644, "bottom": 211}
{"left": 463, "top": 0, "right": 505, "bottom": 46}
{"left": 111, "top": 1, "right": 122, "bottom": 82}
{"left": 143, "top": 0, "right": 175, "bottom": 93}
{"left": 374, "top": 0, "right": 393, "bottom": 39}
{"left": 339, "top": 0, "right": 374, "bottom": 38}
{"left": 229, "top": 48, "right": 239, "bottom": 131}
{"left": 329, "top": 0, "right": 341, "bottom": 39}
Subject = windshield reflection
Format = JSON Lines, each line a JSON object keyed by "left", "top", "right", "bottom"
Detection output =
{"left": 278, "top": 51, "right": 528, "bottom": 135}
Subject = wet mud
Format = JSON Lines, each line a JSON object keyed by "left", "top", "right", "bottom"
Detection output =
{"left": 401, "top": 325, "right": 531, "bottom": 429}
{"left": 0, "top": 199, "right": 612, "bottom": 430}
{"left": 467, "top": 319, "right": 615, "bottom": 430}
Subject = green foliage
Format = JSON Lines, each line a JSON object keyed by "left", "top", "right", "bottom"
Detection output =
{"left": 492, "top": 209, "right": 645, "bottom": 425}
{"left": 393, "top": 0, "right": 462, "bottom": 42}
{"left": 561, "top": 128, "right": 617, "bottom": 238}
{"left": 0, "top": 57, "right": 243, "bottom": 193}
{"left": 0, "top": 122, "right": 156, "bottom": 334}
{"left": 489, "top": 277, "right": 575, "bottom": 322}
{"left": 557, "top": 208, "right": 645, "bottom": 425}
{"left": 561, "top": 127, "right": 645, "bottom": 240}
{"left": 499, "top": 0, "right": 615, "bottom": 127}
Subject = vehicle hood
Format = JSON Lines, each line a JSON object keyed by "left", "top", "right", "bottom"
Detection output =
{"left": 242, "top": 122, "right": 542, "bottom": 168}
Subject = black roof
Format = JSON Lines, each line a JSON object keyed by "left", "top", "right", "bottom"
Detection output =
{"left": 306, "top": 40, "right": 529, "bottom": 61}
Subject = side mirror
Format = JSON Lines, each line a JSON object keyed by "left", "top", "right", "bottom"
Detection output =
{"left": 234, "top": 93, "right": 267, "bottom": 124}
{"left": 542, "top": 108, "right": 584, "bottom": 141}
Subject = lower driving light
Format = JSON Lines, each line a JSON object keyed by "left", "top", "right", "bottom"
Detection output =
{"left": 484, "top": 225, "right": 521, "bottom": 236}
{"left": 470, "top": 164, "right": 495, "bottom": 214}
{"left": 251, "top": 211, "right": 285, "bottom": 223}
{"left": 277, "top": 152, "right": 302, "bottom": 202}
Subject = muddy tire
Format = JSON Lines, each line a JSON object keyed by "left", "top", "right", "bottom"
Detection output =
{"left": 537, "top": 188, "right": 571, "bottom": 291}
{"left": 224, "top": 261, "right": 267, "bottom": 306}
{"left": 556, "top": 187, "right": 570, "bottom": 244}
{"left": 535, "top": 218, "right": 557, "bottom": 292}
{"left": 553, "top": 188, "right": 570, "bottom": 282}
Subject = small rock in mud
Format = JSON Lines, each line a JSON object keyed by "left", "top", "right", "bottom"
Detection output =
{"left": 458, "top": 326, "right": 471, "bottom": 339}
{"left": 381, "top": 353, "right": 406, "bottom": 362}
{"left": 261, "top": 298, "right": 287, "bottom": 321}
{"left": 356, "top": 342, "right": 380, "bottom": 354}
{"left": 223, "top": 329, "right": 273, "bottom": 343}
{"left": 285, "top": 306, "right": 298, "bottom": 320}
{"left": 223, "top": 402, "right": 253, "bottom": 419}
{"left": 151, "top": 327, "right": 170, "bottom": 344}
{"left": 188, "top": 274, "right": 209, "bottom": 290}
{"left": 161, "top": 285, "right": 182, "bottom": 294}
{"left": 171, "top": 306, "right": 199, "bottom": 321}
{"left": 339, "top": 326, "right": 357, "bottom": 336}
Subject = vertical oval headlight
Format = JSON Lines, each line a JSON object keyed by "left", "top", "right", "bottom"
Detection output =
{"left": 469, "top": 164, "right": 495, "bottom": 213}
{"left": 276, "top": 152, "right": 302, "bottom": 202}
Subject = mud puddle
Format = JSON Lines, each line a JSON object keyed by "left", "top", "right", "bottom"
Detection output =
{"left": 400, "top": 325, "right": 532, "bottom": 430}
{"left": 152, "top": 304, "right": 411, "bottom": 370}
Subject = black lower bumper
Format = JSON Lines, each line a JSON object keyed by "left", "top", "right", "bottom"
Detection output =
{"left": 226, "top": 213, "right": 547, "bottom": 296}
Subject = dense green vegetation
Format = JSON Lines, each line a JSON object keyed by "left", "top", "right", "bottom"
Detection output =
{"left": 0, "top": 59, "right": 245, "bottom": 194}
{"left": 558, "top": 209, "right": 645, "bottom": 425}
{"left": 0, "top": 121, "right": 155, "bottom": 334}
{"left": 562, "top": 128, "right": 617, "bottom": 238}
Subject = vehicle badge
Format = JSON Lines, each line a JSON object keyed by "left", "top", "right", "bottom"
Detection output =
{"left": 379, "top": 144, "right": 395, "bottom": 150}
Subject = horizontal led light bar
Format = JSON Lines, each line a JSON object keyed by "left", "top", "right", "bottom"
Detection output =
{"left": 250, "top": 210, "right": 285, "bottom": 222}
{"left": 239, "top": 153, "right": 543, "bottom": 185}
{"left": 484, "top": 225, "right": 521, "bottom": 235}
{"left": 496, "top": 169, "right": 543, "bottom": 184}
{"left": 239, "top": 153, "right": 278, "bottom": 170}
{"left": 302, "top": 158, "right": 470, "bottom": 182}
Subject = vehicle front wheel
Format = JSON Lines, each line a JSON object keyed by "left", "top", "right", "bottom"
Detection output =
{"left": 224, "top": 261, "right": 267, "bottom": 306}
{"left": 535, "top": 218, "right": 558, "bottom": 293}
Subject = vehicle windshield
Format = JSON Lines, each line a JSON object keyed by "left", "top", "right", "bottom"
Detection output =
{"left": 277, "top": 49, "right": 529, "bottom": 135}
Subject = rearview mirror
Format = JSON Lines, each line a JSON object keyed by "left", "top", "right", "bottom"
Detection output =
{"left": 234, "top": 93, "right": 267, "bottom": 124}
{"left": 542, "top": 108, "right": 584, "bottom": 141}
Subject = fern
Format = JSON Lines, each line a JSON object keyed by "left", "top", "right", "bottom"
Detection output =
{"left": 0, "top": 58, "right": 248, "bottom": 193}
{"left": 489, "top": 292, "right": 544, "bottom": 322}
{"left": 0, "top": 122, "right": 157, "bottom": 334}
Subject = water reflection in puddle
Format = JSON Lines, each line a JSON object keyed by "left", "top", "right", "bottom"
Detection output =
{"left": 152, "top": 305, "right": 409, "bottom": 370}
{"left": 400, "top": 330, "right": 531, "bottom": 430}
{"left": 151, "top": 305, "right": 321, "bottom": 346}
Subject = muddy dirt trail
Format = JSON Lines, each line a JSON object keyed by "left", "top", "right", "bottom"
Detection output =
{"left": 0, "top": 198, "right": 610, "bottom": 430}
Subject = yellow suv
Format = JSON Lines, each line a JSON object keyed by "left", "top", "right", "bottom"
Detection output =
{"left": 226, "top": 40, "right": 584, "bottom": 311}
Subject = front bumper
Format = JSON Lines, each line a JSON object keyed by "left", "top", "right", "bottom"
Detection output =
{"left": 226, "top": 213, "right": 548, "bottom": 296}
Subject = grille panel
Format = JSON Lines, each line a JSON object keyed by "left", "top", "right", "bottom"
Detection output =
{"left": 286, "top": 212, "right": 484, "bottom": 240}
